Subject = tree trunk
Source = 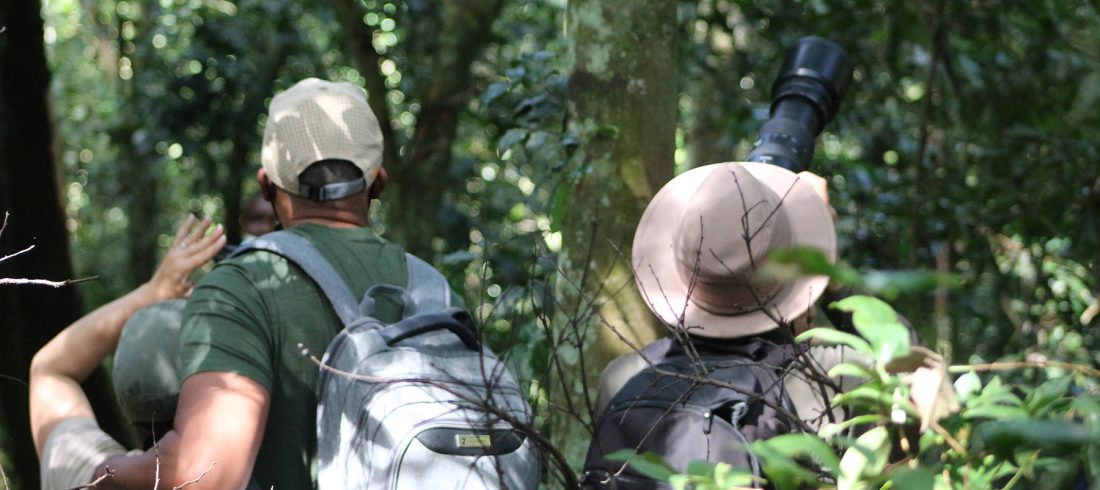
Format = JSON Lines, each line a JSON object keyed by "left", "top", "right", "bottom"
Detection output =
{"left": 563, "top": 0, "right": 677, "bottom": 365}
{"left": 552, "top": 0, "right": 677, "bottom": 460}
{"left": 0, "top": 1, "right": 126, "bottom": 484}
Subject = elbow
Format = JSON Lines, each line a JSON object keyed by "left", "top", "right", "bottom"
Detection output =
{"left": 29, "top": 348, "right": 51, "bottom": 379}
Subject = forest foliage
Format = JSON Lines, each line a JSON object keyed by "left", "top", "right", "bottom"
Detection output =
{"left": 1, "top": 0, "right": 1099, "bottom": 487}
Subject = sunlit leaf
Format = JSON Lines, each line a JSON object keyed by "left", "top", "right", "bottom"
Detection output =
{"left": 797, "top": 327, "right": 873, "bottom": 354}
{"left": 497, "top": 128, "right": 528, "bottom": 153}
{"left": 832, "top": 296, "right": 910, "bottom": 364}
{"left": 604, "top": 449, "right": 677, "bottom": 481}
{"left": 838, "top": 427, "right": 890, "bottom": 490}
{"left": 827, "top": 361, "right": 874, "bottom": 379}
{"left": 887, "top": 466, "right": 936, "bottom": 490}
{"left": 954, "top": 371, "right": 982, "bottom": 402}
{"left": 756, "top": 433, "right": 842, "bottom": 475}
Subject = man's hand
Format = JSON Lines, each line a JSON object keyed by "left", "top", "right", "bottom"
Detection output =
{"left": 797, "top": 171, "right": 837, "bottom": 220}
{"left": 148, "top": 215, "right": 225, "bottom": 301}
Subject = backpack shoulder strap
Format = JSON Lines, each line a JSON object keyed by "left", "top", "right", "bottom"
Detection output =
{"left": 232, "top": 231, "right": 360, "bottom": 328}
{"left": 403, "top": 252, "right": 453, "bottom": 313}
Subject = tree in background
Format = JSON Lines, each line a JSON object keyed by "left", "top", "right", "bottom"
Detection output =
{"left": 0, "top": 1, "right": 127, "bottom": 485}
{"left": 541, "top": 0, "right": 678, "bottom": 461}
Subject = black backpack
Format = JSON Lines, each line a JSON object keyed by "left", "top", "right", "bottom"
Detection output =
{"left": 582, "top": 334, "right": 800, "bottom": 489}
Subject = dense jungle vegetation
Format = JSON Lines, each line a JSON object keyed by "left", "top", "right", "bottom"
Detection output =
{"left": 1, "top": 0, "right": 1098, "bottom": 487}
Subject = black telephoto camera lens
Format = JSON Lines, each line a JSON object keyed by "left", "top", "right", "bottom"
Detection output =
{"left": 746, "top": 36, "right": 853, "bottom": 172}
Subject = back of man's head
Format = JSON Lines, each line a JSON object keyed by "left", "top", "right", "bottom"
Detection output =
{"left": 261, "top": 78, "right": 383, "bottom": 202}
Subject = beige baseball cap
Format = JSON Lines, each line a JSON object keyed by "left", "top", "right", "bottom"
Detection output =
{"left": 261, "top": 78, "right": 383, "bottom": 200}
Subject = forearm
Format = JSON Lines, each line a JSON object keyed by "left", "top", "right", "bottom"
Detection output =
{"left": 31, "top": 282, "right": 164, "bottom": 382}
{"left": 29, "top": 281, "right": 164, "bottom": 456}
{"left": 95, "top": 430, "right": 180, "bottom": 489}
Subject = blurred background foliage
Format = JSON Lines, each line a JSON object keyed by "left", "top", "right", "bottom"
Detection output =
{"left": 1, "top": 0, "right": 1098, "bottom": 486}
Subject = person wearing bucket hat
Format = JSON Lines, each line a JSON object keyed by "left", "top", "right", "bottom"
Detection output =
{"left": 590, "top": 162, "right": 866, "bottom": 446}
{"left": 580, "top": 163, "right": 872, "bottom": 487}
{"left": 30, "top": 215, "right": 224, "bottom": 490}
{"left": 90, "top": 78, "right": 460, "bottom": 489}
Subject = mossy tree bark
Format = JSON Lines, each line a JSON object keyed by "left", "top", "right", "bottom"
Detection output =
{"left": 551, "top": 0, "right": 677, "bottom": 461}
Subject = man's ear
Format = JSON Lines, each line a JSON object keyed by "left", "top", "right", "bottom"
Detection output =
{"left": 368, "top": 167, "right": 388, "bottom": 200}
{"left": 257, "top": 168, "right": 277, "bottom": 202}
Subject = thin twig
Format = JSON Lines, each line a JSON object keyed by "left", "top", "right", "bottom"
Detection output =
{"left": 0, "top": 374, "right": 28, "bottom": 387}
{"left": 0, "top": 244, "right": 34, "bottom": 265}
{"left": 70, "top": 466, "right": 114, "bottom": 489}
{"left": 0, "top": 461, "right": 10, "bottom": 490}
{"left": 170, "top": 462, "right": 217, "bottom": 490}
{"left": 0, "top": 212, "right": 9, "bottom": 237}
{"left": 0, "top": 275, "right": 99, "bottom": 288}
{"left": 949, "top": 360, "right": 1100, "bottom": 378}
{"left": 929, "top": 420, "right": 967, "bottom": 457}
{"left": 153, "top": 420, "right": 161, "bottom": 490}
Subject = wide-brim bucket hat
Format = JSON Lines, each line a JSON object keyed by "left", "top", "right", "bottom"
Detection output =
{"left": 632, "top": 161, "right": 836, "bottom": 338}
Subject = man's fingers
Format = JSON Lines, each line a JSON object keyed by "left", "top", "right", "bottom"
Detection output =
{"left": 187, "top": 225, "right": 226, "bottom": 266}
{"left": 172, "top": 214, "right": 198, "bottom": 247}
{"left": 185, "top": 217, "right": 214, "bottom": 245}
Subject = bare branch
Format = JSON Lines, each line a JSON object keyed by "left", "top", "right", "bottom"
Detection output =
{"left": 153, "top": 420, "right": 161, "bottom": 490}
{"left": 1, "top": 460, "right": 10, "bottom": 490}
{"left": 0, "top": 275, "right": 98, "bottom": 288}
{"left": 0, "top": 212, "right": 9, "bottom": 238}
{"left": 949, "top": 360, "right": 1100, "bottom": 378}
{"left": 171, "top": 462, "right": 217, "bottom": 490}
{"left": 70, "top": 466, "right": 114, "bottom": 489}
{"left": 0, "top": 244, "right": 34, "bottom": 265}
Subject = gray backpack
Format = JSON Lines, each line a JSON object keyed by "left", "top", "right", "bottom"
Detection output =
{"left": 239, "top": 231, "right": 540, "bottom": 489}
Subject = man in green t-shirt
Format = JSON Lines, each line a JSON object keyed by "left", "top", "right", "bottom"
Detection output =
{"left": 95, "top": 78, "right": 426, "bottom": 489}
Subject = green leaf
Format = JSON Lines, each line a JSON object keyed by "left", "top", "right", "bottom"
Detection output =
{"left": 827, "top": 361, "right": 875, "bottom": 379}
{"left": 753, "top": 433, "right": 842, "bottom": 475}
{"left": 832, "top": 385, "right": 901, "bottom": 409}
{"left": 831, "top": 296, "right": 910, "bottom": 364}
{"left": 818, "top": 414, "right": 888, "bottom": 440}
{"left": 764, "top": 247, "right": 861, "bottom": 284}
{"left": 973, "top": 420, "right": 1093, "bottom": 457}
{"left": 480, "top": 81, "right": 508, "bottom": 106}
{"left": 604, "top": 449, "right": 677, "bottom": 481}
{"left": 954, "top": 371, "right": 982, "bottom": 402}
{"left": 962, "top": 405, "right": 1031, "bottom": 420}
{"left": 685, "top": 460, "right": 716, "bottom": 477}
{"left": 838, "top": 426, "right": 890, "bottom": 490}
{"left": 712, "top": 463, "right": 755, "bottom": 488}
{"left": 887, "top": 466, "right": 936, "bottom": 490}
{"left": 497, "top": 128, "right": 528, "bottom": 153}
{"left": 797, "top": 328, "right": 873, "bottom": 354}
{"left": 860, "top": 270, "right": 962, "bottom": 300}
{"left": 594, "top": 124, "right": 620, "bottom": 139}
{"left": 548, "top": 184, "right": 570, "bottom": 232}
{"left": 1025, "top": 376, "right": 1072, "bottom": 416}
